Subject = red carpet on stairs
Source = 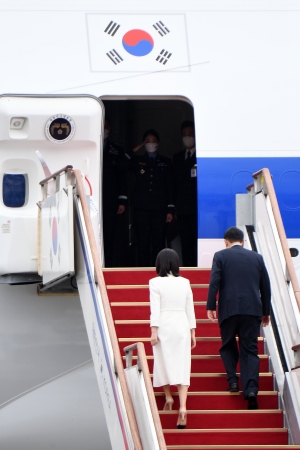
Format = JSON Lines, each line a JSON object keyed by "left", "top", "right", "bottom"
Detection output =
{"left": 103, "top": 267, "right": 300, "bottom": 450}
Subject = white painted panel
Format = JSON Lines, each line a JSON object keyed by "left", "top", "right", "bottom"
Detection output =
{"left": 125, "top": 366, "right": 159, "bottom": 450}
{"left": 197, "top": 238, "right": 224, "bottom": 268}
{"left": 0, "top": 7, "right": 298, "bottom": 157}
{"left": 288, "top": 239, "right": 300, "bottom": 285}
{"left": 41, "top": 186, "right": 74, "bottom": 284}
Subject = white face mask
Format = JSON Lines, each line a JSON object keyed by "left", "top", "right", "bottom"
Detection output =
{"left": 104, "top": 128, "right": 109, "bottom": 139}
{"left": 183, "top": 136, "right": 195, "bottom": 148}
{"left": 145, "top": 143, "right": 158, "bottom": 153}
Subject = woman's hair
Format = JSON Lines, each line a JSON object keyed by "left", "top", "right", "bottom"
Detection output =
{"left": 143, "top": 128, "right": 160, "bottom": 142}
{"left": 156, "top": 248, "right": 180, "bottom": 277}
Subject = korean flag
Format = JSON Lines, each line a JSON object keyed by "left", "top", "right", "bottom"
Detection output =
{"left": 86, "top": 14, "right": 190, "bottom": 72}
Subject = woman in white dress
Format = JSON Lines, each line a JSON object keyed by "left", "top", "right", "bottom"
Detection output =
{"left": 150, "top": 248, "right": 196, "bottom": 429}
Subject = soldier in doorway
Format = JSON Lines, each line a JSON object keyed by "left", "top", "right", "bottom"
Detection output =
{"left": 173, "top": 121, "right": 197, "bottom": 266}
{"left": 102, "top": 118, "right": 127, "bottom": 267}
{"left": 128, "top": 129, "right": 174, "bottom": 267}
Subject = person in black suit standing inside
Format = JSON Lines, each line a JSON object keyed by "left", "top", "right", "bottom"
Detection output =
{"left": 206, "top": 227, "right": 271, "bottom": 409}
{"left": 128, "top": 129, "right": 174, "bottom": 266}
{"left": 173, "top": 121, "right": 197, "bottom": 266}
{"left": 102, "top": 118, "right": 127, "bottom": 267}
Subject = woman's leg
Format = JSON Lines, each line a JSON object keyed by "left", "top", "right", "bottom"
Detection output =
{"left": 177, "top": 385, "right": 188, "bottom": 411}
{"left": 176, "top": 385, "right": 188, "bottom": 428}
{"left": 163, "top": 384, "right": 174, "bottom": 410}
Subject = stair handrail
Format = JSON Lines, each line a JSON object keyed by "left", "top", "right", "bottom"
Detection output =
{"left": 252, "top": 168, "right": 300, "bottom": 312}
{"left": 73, "top": 170, "right": 143, "bottom": 450}
{"left": 123, "top": 342, "right": 167, "bottom": 450}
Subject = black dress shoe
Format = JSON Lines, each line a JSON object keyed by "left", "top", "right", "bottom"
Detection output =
{"left": 227, "top": 382, "right": 239, "bottom": 392}
{"left": 247, "top": 392, "right": 258, "bottom": 410}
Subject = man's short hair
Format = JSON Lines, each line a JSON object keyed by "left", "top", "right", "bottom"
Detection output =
{"left": 143, "top": 129, "right": 160, "bottom": 142}
{"left": 181, "top": 120, "right": 195, "bottom": 132}
{"left": 156, "top": 248, "right": 180, "bottom": 277}
{"left": 224, "top": 227, "right": 244, "bottom": 243}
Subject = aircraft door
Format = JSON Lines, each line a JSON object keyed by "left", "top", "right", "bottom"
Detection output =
{"left": 0, "top": 95, "right": 104, "bottom": 283}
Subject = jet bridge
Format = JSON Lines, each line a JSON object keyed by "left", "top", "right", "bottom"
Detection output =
{"left": 236, "top": 168, "right": 300, "bottom": 444}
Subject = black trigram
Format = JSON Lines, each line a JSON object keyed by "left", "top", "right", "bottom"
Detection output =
{"left": 104, "top": 21, "right": 120, "bottom": 36}
{"left": 153, "top": 21, "right": 170, "bottom": 36}
{"left": 156, "top": 49, "right": 172, "bottom": 65}
{"left": 106, "top": 49, "right": 123, "bottom": 65}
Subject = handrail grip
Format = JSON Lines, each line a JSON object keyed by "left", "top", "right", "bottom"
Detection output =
{"left": 124, "top": 342, "right": 167, "bottom": 450}
{"left": 39, "top": 165, "right": 73, "bottom": 185}
{"left": 252, "top": 168, "right": 300, "bottom": 311}
{"left": 73, "top": 170, "right": 143, "bottom": 450}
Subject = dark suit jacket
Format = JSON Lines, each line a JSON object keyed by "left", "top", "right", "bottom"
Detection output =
{"left": 173, "top": 149, "right": 197, "bottom": 215}
{"left": 206, "top": 245, "right": 271, "bottom": 324}
{"left": 103, "top": 140, "right": 127, "bottom": 210}
{"left": 128, "top": 152, "right": 174, "bottom": 213}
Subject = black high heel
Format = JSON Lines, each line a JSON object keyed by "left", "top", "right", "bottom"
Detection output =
{"left": 176, "top": 408, "right": 187, "bottom": 429}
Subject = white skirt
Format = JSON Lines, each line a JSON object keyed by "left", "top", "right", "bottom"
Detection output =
{"left": 152, "top": 310, "right": 191, "bottom": 387}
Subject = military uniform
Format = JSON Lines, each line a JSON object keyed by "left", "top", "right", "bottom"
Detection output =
{"left": 102, "top": 140, "right": 127, "bottom": 267}
{"left": 128, "top": 152, "right": 174, "bottom": 267}
{"left": 173, "top": 148, "right": 197, "bottom": 266}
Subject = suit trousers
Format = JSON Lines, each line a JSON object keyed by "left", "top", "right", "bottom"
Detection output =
{"left": 103, "top": 206, "right": 117, "bottom": 267}
{"left": 134, "top": 208, "right": 166, "bottom": 267}
{"left": 219, "top": 314, "right": 261, "bottom": 398}
{"left": 177, "top": 214, "right": 197, "bottom": 267}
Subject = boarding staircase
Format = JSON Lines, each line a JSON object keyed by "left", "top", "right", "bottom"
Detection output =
{"left": 39, "top": 166, "right": 300, "bottom": 449}
{"left": 103, "top": 267, "right": 297, "bottom": 450}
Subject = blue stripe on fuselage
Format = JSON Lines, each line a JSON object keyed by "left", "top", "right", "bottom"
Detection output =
{"left": 197, "top": 157, "right": 300, "bottom": 239}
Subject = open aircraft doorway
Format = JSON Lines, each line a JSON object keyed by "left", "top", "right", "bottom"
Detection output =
{"left": 101, "top": 98, "right": 196, "bottom": 268}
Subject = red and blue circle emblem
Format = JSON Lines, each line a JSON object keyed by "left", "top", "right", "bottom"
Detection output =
{"left": 122, "top": 29, "right": 154, "bottom": 57}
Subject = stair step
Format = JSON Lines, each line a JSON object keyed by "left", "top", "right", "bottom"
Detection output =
{"left": 159, "top": 410, "right": 283, "bottom": 429}
{"left": 103, "top": 268, "right": 211, "bottom": 285}
{"left": 123, "top": 355, "right": 269, "bottom": 373}
{"left": 106, "top": 268, "right": 285, "bottom": 449}
{"left": 115, "top": 319, "right": 220, "bottom": 337}
{"left": 166, "top": 446, "right": 300, "bottom": 449}
{"left": 153, "top": 373, "right": 274, "bottom": 392}
{"left": 112, "top": 302, "right": 208, "bottom": 319}
{"left": 107, "top": 286, "right": 209, "bottom": 302}
{"left": 155, "top": 391, "right": 278, "bottom": 410}
{"left": 119, "top": 337, "right": 265, "bottom": 355}
{"left": 163, "top": 429, "right": 288, "bottom": 445}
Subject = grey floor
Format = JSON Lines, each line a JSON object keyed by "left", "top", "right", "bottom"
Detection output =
{"left": 0, "top": 283, "right": 112, "bottom": 450}
{"left": 0, "top": 361, "right": 112, "bottom": 450}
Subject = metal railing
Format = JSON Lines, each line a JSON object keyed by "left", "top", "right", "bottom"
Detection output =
{"left": 247, "top": 168, "right": 300, "bottom": 370}
{"left": 40, "top": 165, "right": 73, "bottom": 199}
{"left": 73, "top": 170, "right": 143, "bottom": 450}
{"left": 252, "top": 168, "right": 300, "bottom": 310}
{"left": 124, "top": 342, "right": 167, "bottom": 450}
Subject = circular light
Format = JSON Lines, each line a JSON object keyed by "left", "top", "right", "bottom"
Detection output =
{"left": 13, "top": 121, "right": 21, "bottom": 127}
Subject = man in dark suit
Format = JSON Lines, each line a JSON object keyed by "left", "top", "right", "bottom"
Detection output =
{"left": 173, "top": 121, "right": 197, "bottom": 266}
{"left": 102, "top": 118, "right": 127, "bottom": 267}
{"left": 128, "top": 129, "right": 174, "bottom": 266}
{"left": 206, "top": 227, "right": 271, "bottom": 409}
